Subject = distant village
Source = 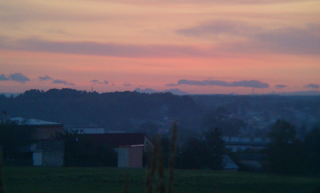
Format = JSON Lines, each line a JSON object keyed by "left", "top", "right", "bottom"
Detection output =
{"left": 1, "top": 116, "right": 273, "bottom": 171}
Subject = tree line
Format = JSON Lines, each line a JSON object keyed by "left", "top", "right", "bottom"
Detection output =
{"left": 0, "top": 89, "right": 198, "bottom": 130}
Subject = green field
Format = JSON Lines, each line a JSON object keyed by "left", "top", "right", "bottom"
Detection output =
{"left": 2, "top": 167, "right": 320, "bottom": 193}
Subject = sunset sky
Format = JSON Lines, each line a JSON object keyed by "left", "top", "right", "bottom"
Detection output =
{"left": 1, "top": 0, "right": 319, "bottom": 94}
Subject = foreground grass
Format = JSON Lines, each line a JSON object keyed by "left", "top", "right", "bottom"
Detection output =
{"left": 2, "top": 167, "right": 320, "bottom": 193}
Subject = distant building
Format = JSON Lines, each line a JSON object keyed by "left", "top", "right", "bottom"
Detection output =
{"left": 81, "top": 133, "right": 153, "bottom": 168}
{"left": 223, "top": 136, "right": 269, "bottom": 170}
{"left": 223, "top": 136, "right": 270, "bottom": 152}
{"left": 223, "top": 155, "right": 239, "bottom": 172}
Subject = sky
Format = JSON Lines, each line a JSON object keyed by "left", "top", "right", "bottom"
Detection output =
{"left": 0, "top": 0, "right": 320, "bottom": 94}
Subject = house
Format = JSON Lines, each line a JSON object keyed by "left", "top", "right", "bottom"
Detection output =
{"left": 8, "top": 117, "right": 64, "bottom": 166}
{"left": 9, "top": 117, "right": 64, "bottom": 140}
{"left": 81, "top": 133, "right": 153, "bottom": 168}
{"left": 22, "top": 140, "right": 65, "bottom": 167}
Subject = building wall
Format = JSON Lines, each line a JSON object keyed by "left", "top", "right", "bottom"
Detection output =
{"left": 128, "top": 147, "right": 143, "bottom": 168}
{"left": 117, "top": 146, "right": 143, "bottom": 168}
{"left": 80, "top": 128, "right": 105, "bottom": 134}
{"left": 117, "top": 147, "right": 129, "bottom": 167}
{"left": 36, "top": 140, "right": 64, "bottom": 167}
{"left": 33, "top": 151, "right": 43, "bottom": 166}
{"left": 36, "top": 126, "right": 64, "bottom": 140}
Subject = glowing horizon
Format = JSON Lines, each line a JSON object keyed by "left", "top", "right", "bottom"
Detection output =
{"left": 1, "top": 0, "right": 319, "bottom": 94}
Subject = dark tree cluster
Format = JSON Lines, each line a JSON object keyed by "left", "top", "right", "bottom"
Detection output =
{"left": 265, "top": 119, "right": 320, "bottom": 176}
{"left": 0, "top": 122, "right": 36, "bottom": 165}
{"left": 175, "top": 127, "right": 226, "bottom": 170}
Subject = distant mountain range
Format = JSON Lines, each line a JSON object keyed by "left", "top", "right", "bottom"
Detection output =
{"left": 134, "top": 88, "right": 320, "bottom": 96}
{"left": 134, "top": 88, "right": 189, "bottom": 95}
{"left": 1, "top": 89, "right": 319, "bottom": 97}
{"left": 273, "top": 90, "right": 320, "bottom": 96}
{"left": 0, "top": 93, "right": 21, "bottom": 97}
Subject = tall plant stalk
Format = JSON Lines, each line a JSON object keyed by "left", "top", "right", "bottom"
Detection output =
{"left": 123, "top": 173, "right": 130, "bottom": 193}
{"left": 146, "top": 121, "right": 178, "bottom": 193}
{"left": 0, "top": 146, "right": 5, "bottom": 193}
{"left": 168, "top": 121, "right": 177, "bottom": 193}
{"left": 146, "top": 136, "right": 158, "bottom": 193}
{"left": 156, "top": 137, "right": 165, "bottom": 193}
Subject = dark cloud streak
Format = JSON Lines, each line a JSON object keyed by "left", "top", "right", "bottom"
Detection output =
{"left": 304, "top": 84, "right": 320, "bottom": 89}
{"left": 53, "top": 80, "right": 68, "bottom": 85}
{"left": 168, "top": 79, "right": 269, "bottom": 88}
{"left": 0, "top": 73, "right": 30, "bottom": 83}
{"left": 177, "top": 22, "right": 320, "bottom": 55}
{"left": 91, "top": 80, "right": 109, "bottom": 85}
{"left": 275, "top": 84, "right": 287, "bottom": 89}
{"left": 0, "top": 37, "right": 208, "bottom": 58}
{"left": 99, "top": 80, "right": 109, "bottom": 84}
{"left": 52, "top": 79, "right": 75, "bottom": 86}
{"left": 1, "top": 23, "right": 319, "bottom": 58}
{"left": 39, "top": 75, "right": 52, "bottom": 81}
{"left": 8, "top": 73, "right": 30, "bottom": 83}
{"left": 0, "top": 74, "right": 9, "bottom": 81}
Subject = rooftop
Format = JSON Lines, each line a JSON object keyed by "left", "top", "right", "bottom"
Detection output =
{"left": 81, "top": 133, "right": 149, "bottom": 148}
{"left": 9, "top": 117, "right": 62, "bottom": 126}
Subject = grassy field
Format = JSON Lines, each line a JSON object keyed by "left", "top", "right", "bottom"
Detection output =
{"left": 2, "top": 167, "right": 320, "bottom": 193}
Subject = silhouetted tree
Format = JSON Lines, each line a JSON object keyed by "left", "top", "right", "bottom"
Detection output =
{"left": 304, "top": 126, "right": 320, "bottom": 176}
{"left": 176, "top": 127, "right": 225, "bottom": 170}
{"left": 0, "top": 122, "right": 35, "bottom": 159}
{"left": 204, "top": 127, "right": 225, "bottom": 170}
{"left": 176, "top": 137, "right": 207, "bottom": 169}
{"left": 265, "top": 119, "right": 305, "bottom": 175}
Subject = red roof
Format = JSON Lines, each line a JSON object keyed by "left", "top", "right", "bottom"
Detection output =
{"left": 82, "top": 133, "right": 147, "bottom": 148}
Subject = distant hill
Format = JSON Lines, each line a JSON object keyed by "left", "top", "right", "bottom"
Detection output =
{"left": 0, "top": 88, "right": 197, "bottom": 130}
